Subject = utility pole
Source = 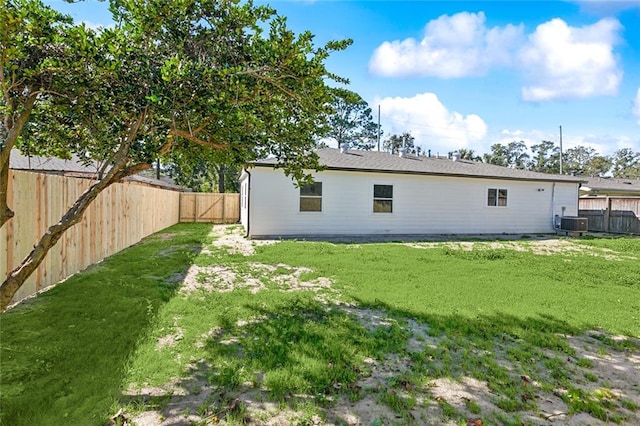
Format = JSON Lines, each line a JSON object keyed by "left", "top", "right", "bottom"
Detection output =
{"left": 377, "top": 105, "right": 381, "bottom": 152}
{"left": 559, "top": 125, "right": 563, "bottom": 174}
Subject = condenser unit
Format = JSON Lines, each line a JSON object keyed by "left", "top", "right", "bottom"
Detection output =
{"left": 560, "top": 216, "right": 588, "bottom": 232}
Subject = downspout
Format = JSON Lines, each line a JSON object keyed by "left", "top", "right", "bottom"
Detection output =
{"left": 576, "top": 183, "right": 582, "bottom": 217}
{"left": 244, "top": 169, "right": 251, "bottom": 238}
{"left": 551, "top": 182, "right": 559, "bottom": 230}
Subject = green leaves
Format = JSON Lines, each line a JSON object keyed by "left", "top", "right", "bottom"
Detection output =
{"left": 4, "top": 0, "right": 351, "bottom": 183}
{"left": 324, "top": 88, "right": 380, "bottom": 151}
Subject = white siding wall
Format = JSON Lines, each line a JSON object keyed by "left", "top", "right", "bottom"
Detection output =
{"left": 239, "top": 171, "right": 249, "bottom": 231}
{"left": 247, "top": 167, "right": 579, "bottom": 237}
{"left": 552, "top": 181, "right": 580, "bottom": 221}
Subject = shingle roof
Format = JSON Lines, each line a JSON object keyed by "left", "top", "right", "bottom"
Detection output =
{"left": 9, "top": 149, "right": 100, "bottom": 174}
{"left": 581, "top": 177, "right": 640, "bottom": 195}
{"left": 9, "top": 149, "right": 186, "bottom": 191}
{"left": 255, "top": 148, "right": 585, "bottom": 183}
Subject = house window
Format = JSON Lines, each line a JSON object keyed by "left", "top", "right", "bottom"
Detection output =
{"left": 487, "top": 188, "right": 508, "bottom": 207}
{"left": 300, "top": 182, "right": 322, "bottom": 212}
{"left": 373, "top": 184, "right": 393, "bottom": 213}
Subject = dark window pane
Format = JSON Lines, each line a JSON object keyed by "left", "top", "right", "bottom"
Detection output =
{"left": 498, "top": 189, "right": 508, "bottom": 206}
{"left": 300, "top": 182, "right": 322, "bottom": 197}
{"left": 487, "top": 188, "right": 497, "bottom": 206}
{"left": 373, "top": 199, "right": 393, "bottom": 213}
{"left": 300, "top": 197, "right": 322, "bottom": 212}
{"left": 374, "top": 184, "right": 393, "bottom": 199}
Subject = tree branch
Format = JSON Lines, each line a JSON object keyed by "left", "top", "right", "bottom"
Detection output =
{"left": 0, "top": 110, "right": 148, "bottom": 311}
{"left": 1, "top": 93, "right": 38, "bottom": 228}
{"left": 169, "top": 128, "right": 226, "bottom": 150}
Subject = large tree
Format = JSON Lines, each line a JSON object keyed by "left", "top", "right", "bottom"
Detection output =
{"left": 482, "top": 144, "right": 508, "bottom": 166}
{"left": 456, "top": 148, "right": 481, "bottom": 161}
{"left": 583, "top": 155, "right": 613, "bottom": 177}
{"left": 483, "top": 141, "right": 528, "bottom": 169}
{"left": 529, "top": 140, "right": 561, "bottom": 173}
{"left": 323, "top": 88, "right": 379, "bottom": 150}
{"left": 164, "top": 146, "right": 240, "bottom": 193}
{"left": 1, "top": 0, "right": 351, "bottom": 310}
{"left": 383, "top": 132, "right": 414, "bottom": 154}
{"left": 611, "top": 148, "right": 640, "bottom": 178}
{"left": 0, "top": 1, "right": 93, "bottom": 228}
{"left": 563, "top": 145, "right": 596, "bottom": 175}
{"left": 563, "top": 145, "right": 613, "bottom": 177}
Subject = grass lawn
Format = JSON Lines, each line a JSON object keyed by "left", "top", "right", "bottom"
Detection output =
{"left": 1, "top": 223, "right": 639, "bottom": 425}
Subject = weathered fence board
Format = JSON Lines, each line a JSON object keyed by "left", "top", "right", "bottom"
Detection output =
{"left": 1, "top": 170, "right": 181, "bottom": 305}
{"left": 179, "top": 193, "right": 240, "bottom": 223}
{"left": 578, "top": 197, "right": 640, "bottom": 234}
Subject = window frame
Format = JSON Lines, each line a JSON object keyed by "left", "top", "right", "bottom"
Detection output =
{"left": 487, "top": 187, "right": 508, "bottom": 208}
{"left": 373, "top": 184, "right": 393, "bottom": 213}
{"left": 299, "top": 181, "right": 323, "bottom": 212}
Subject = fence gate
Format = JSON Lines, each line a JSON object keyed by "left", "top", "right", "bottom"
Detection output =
{"left": 179, "top": 193, "right": 240, "bottom": 223}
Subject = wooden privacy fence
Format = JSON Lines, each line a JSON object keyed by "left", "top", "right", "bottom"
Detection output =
{"left": 578, "top": 197, "right": 640, "bottom": 234}
{"left": 179, "top": 192, "right": 240, "bottom": 223}
{"left": 1, "top": 170, "right": 181, "bottom": 304}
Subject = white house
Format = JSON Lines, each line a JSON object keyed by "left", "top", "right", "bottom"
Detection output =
{"left": 239, "top": 148, "right": 585, "bottom": 238}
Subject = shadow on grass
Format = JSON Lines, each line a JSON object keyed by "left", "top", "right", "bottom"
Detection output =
{"left": 119, "top": 296, "right": 406, "bottom": 424}
{"left": 116, "top": 295, "right": 639, "bottom": 425}
{"left": 0, "top": 223, "right": 214, "bottom": 426}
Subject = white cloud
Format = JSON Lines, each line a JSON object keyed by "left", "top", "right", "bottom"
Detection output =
{"left": 633, "top": 88, "right": 640, "bottom": 124}
{"left": 579, "top": 134, "right": 639, "bottom": 155}
{"left": 369, "top": 12, "right": 524, "bottom": 78}
{"left": 519, "top": 18, "right": 623, "bottom": 101}
{"left": 375, "top": 92, "right": 487, "bottom": 154}
{"left": 369, "top": 13, "right": 623, "bottom": 102}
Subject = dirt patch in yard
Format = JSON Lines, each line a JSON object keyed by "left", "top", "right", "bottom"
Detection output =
{"left": 207, "top": 225, "right": 278, "bottom": 256}
{"left": 404, "top": 239, "right": 637, "bottom": 260}
{"left": 170, "top": 262, "right": 334, "bottom": 296}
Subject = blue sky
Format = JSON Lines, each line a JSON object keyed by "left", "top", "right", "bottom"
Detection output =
{"left": 44, "top": 0, "right": 640, "bottom": 157}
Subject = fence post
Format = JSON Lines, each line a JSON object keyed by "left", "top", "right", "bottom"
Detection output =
{"left": 603, "top": 197, "right": 610, "bottom": 233}
{"left": 193, "top": 193, "right": 197, "bottom": 223}
{"left": 222, "top": 193, "right": 226, "bottom": 224}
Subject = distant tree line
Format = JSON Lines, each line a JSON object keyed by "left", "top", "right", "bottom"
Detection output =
{"left": 449, "top": 141, "right": 639, "bottom": 179}
{"left": 318, "top": 93, "right": 639, "bottom": 179}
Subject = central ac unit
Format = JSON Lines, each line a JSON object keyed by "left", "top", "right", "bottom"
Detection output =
{"left": 560, "top": 216, "right": 588, "bottom": 232}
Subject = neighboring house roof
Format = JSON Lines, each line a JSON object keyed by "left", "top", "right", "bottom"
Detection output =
{"left": 125, "top": 174, "right": 186, "bottom": 191}
{"left": 9, "top": 149, "right": 100, "bottom": 175}
{"left": 580, "top": 177, "right": 640, "bottom": 196}
{"left": 254, "top": 148, "right": 585, "bottom": 183}
{"left": 9, "top": 149, "right": 186, "bottom": 191}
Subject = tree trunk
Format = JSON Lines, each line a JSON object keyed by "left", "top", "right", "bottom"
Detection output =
{"left": 1, "top": 174, "right": 117, "bottom": 310}
{"left": 0, "top": 95, "right": 37, "bottom": 229}
{"left": 0, "top": 155, "right": 14, "bottom": 227}
{"left": 218, "top": 164, "right": 225, "bottom": 193}
{"left": 0, "top": 112, "right": 149, "bottom": 311}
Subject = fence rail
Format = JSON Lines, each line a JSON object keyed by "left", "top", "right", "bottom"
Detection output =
{"left": 578, "top": 197, "right": 640, "bottom": 235}
{"left": 179, "top": 192, "right": 239, "bottom": 223}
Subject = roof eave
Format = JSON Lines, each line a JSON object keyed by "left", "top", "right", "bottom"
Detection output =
{"left": 251, "top": 162, "right": 585, "bottom": 184}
